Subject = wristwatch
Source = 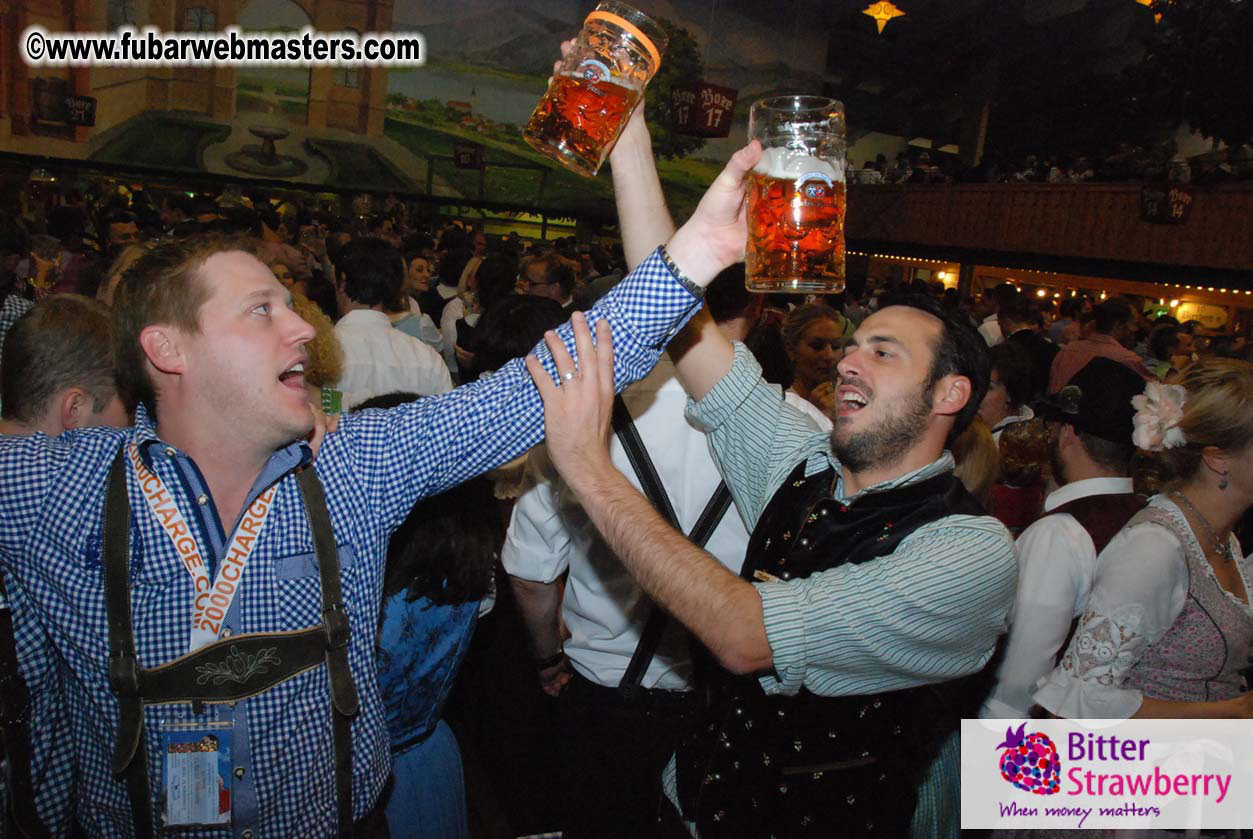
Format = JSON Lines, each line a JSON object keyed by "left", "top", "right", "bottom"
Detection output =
{"left": 658, "top": 244, "right": 704, "bottom": 299}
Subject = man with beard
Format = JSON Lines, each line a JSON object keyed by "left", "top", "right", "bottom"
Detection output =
{"left": 521, "top": 102, "right": 1015, "bottom": 836}
{"left": 982, "top": 357, "right": 1146, "bottom": 719}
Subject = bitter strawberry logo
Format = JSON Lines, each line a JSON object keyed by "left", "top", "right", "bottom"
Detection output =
{"left": 996, "top": 723, "right": 1061, "bottom": 795}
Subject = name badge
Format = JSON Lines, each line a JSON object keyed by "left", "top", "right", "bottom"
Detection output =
{"left": 160, "top": 721, "right": 233, "bottom": 830}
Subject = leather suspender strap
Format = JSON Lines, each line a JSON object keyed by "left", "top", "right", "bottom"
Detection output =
{"left": 0, "top": 574, "right": 49, "bottom": 839}
{"left": 102, "top": 447, "right": 361, "bottom": 837}
{"left": 611, "top": 396, "right": 679, "bottom": 525}
{"left": 102, "top": 447, "right": 154, "bottom": 839}
{"left": 611, "top": 396, "right": 733, "bottom": 700}
{"left": 295, "top": 466, "right": 360, "bottom": 838}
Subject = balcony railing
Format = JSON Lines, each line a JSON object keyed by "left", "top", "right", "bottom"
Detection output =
{"left": 846, "top": 181, "right": 1253, "bottom": 274}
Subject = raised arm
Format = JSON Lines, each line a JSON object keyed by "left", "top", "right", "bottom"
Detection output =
{"left": 523, "top": 319, "right": 772, "bottom": 675}
{"left": 609, "top": 106, "right": 675, "bottom": 271}
{"left": 338, "top": 136, "right": 764, "bottom": 533}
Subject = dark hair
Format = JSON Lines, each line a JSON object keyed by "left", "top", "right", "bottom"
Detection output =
{"left": 3, "top": 294, "right": 118, "bottom": 423}
{"left": 1058, "top": 298, "right": 1083, "bottom": 319}
{"left": 303, "top": 272, "right": 339, "bottom": 322}
{"left": 471, "top": 295, "right": 565, "bottom": 375}
{"left": 1078, "top": 431, "right": 1136, "bottom": 475}
{"left": 103, "top": 209, "right": 137, "bottom": 230}
{"left": 166, "top": 193, "right": 196, "bottom": 218}
{"left": 473, "top": 255, "right": 517, "bottom": 314}
{"left": 549, "top": 262, "right": 576, "bottom": 297}
{"left": 256, "top": 206, "right": 284, "bottom": 236}
{"left": 990, "top": 282, "right": 1020, "bottom": 310}
{"left": 704, "top": 265, "right": 752, "bottom": 323}
{"left": 589, "top": 244, "right": 613, "bottom": 275}
{"left": 999, "top": 295, "right": 1035, "bottom": 331}
{"left": 988, "top": 342, "right": 1033, "bottom": 410}
{"left": 356, "top": 392, "right": 499, "bottom": 605}
{"left": 403, "top": 250, "right": 431, "bottom": 270}
{"left": 333, "top": 237, "right": 402, "bottom": 308}
{"left": 1092, "top": 300, "right": 1131, "bottom": 334}
{"left": 402, "top": 233, "right": 435, "bottom": 255}
{"left": 880, "top": 291, "right": 991, "bottom": 439}
{"left": 744, "top": 317, "right": 792, "bottom": 387}
{"left": 438, "top": 248, "right": 471, "bottom": 287}
{"left": 1149, "top": 325, "right": 1181, "bottom": 361}
{"left": 114, "top": 233, "right": 252, "bottom": 417}
{"left": 219, "top": 206, "right": 261, "bottom": 238}
{"left": 438, "top": 226, "right": 469, "bottom": 254}
{"left": 191, "top": 195, "right": 219, "bottom": 218}
{"left": 47, "top": 205, "right": 85, "bottom": 243}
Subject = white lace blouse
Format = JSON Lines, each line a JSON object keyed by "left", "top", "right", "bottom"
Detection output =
{"left": 1034, "top": 495, "right": 1252, "bottom": 719}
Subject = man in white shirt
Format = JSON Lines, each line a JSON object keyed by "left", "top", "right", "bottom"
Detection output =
{"left": 982, "top": 356, "right": 1146, "bottom": 719}
{"left": 977, "top": 282, "right": 1019, "bottom": 347}
{"left": 332, "top": 238, "right": 452, "bottom": 409}
{"left": 503, "top": 267, "right": 757, "bottom": 839}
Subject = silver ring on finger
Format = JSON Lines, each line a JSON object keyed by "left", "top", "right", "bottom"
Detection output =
{"left": 561, "top": 371, "right": 576, "bottom": 382}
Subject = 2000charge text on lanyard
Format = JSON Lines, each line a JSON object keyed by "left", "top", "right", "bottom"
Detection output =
{"left": 127, "top": 443, "right": 277, "bottom": 652}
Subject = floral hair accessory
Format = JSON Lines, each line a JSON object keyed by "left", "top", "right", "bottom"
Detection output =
{"left": 1131, "top": 381, "right": 1187, "bottom": 451}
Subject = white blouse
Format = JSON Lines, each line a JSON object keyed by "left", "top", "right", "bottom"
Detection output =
{"left": 1034, "top": 495, "right": 1251, "bottom": 719}
{"left": 783, "top": 388, "right": 833, "bottom": 432}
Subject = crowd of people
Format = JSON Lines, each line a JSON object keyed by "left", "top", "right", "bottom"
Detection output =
{"left": 848, "top": 140, "right": 1253, "bottom": 186}
{"left": 0, "top": 67, "right": 1251, "bottom": 839}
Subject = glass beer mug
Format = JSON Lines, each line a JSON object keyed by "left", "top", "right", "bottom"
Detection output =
{"left": 746, "top": 96, "right": 847, "bottom": 293}
{"left": 523, "top": 2, "right": 667, "bottom": 178}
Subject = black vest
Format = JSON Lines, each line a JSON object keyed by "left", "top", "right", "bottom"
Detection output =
{"left": 676, "top": 460, "right": 992, "bottom": 838}
{"left": 418, "top": 286, "right": 455, "bottom": 326}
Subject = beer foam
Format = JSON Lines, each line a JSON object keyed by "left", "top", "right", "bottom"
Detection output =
{"left": 753, "top": 147, "right": 845, "bottom": 184}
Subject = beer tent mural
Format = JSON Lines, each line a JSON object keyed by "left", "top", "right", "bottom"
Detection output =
{"left": 234, "top": 0, "right": 312, "bottom": 127}
{"left": 0, "top": 0, "right": 1180, "bottom": 221}
{"left": 3, "top": 0, "right": 845, "bottom": 220}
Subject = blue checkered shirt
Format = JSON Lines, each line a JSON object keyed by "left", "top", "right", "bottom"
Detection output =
{"left": 0, "top": 249, "right": 700, "bottom": 838}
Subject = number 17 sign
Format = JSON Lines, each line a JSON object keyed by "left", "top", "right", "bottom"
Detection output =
{"left": 671, "top": 82, "right": 738, "bottom": 138}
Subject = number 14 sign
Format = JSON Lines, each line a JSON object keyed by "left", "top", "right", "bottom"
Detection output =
{"left": 671, "top": 82, "right": 738, "bottom": 138}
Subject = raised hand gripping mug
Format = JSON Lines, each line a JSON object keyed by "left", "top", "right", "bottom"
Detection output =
{"left": 523, "top": 2, "right": 667, "bottom": 178}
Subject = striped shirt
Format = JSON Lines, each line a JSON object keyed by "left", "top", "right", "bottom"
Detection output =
{"left": 663, "top": 342, "right": 1016, "bottom": 835}
{"left": 687, "top": 342, "right": 1016, "bottom": 698}
{"left": 0, "top": 248, "right": 701, "bottom": 838}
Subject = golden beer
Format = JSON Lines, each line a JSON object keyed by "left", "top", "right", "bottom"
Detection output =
{"left": 746, "top": 97, "right": 847, "bottom": 293}
{"left": 523, "top": 2, "right": 666, "bottom": 178}
{"left": 524, "top": 73, "right": 642, "bottom": 178}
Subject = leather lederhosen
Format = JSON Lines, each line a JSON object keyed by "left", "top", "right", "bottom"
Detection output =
{"left": 101, "top": 449, "right": 361, "bottom": 837}
{"left": 676, "top": 460, "right": 994, "bottom": 838}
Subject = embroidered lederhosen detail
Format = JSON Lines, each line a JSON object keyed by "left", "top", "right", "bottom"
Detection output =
{"left": 102, "top": 448, "right": 360, "bottom": 837}
{"left": 676, "top": 460, "right": 991, "bottom": 838}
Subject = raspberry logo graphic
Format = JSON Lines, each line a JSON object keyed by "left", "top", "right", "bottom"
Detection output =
{"left": 996, "top": 723, "right": 1061, "bottom": 795}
